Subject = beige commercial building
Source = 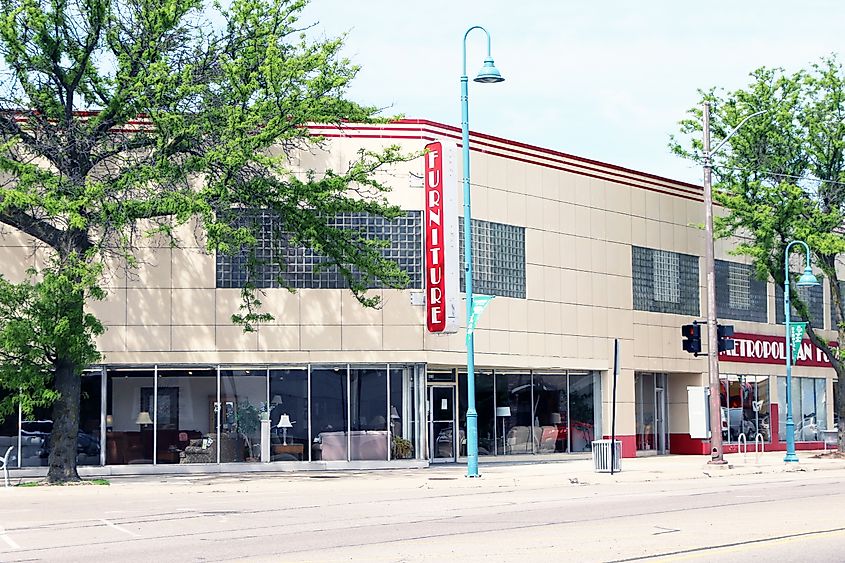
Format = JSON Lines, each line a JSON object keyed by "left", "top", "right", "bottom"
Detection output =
{"left": 0, "top": 119, "right": 838, "bottom": 473}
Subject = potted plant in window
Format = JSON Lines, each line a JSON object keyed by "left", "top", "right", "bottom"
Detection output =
{"left": 391, "top": 436, "right": 413, "bottom": 459}
{"left": 235, "top": 400, "right": 261, "bottom": 461}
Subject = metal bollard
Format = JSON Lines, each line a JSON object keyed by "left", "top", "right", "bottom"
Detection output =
{"left": 738, "top": 433, "right": 747, "bottom": 463}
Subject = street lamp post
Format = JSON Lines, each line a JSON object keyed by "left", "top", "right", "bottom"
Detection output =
{"left": 783, "top": 240, "right": 820, "bottom": 463}
{"left": 461, "top": 26, "right": 504, "bottom": 478}
{"left": 701, "top": 102, "right": 765, "bottom": 464}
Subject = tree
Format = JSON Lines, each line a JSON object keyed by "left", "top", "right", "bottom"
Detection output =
{"left": 672, "top": 57, "right": 845, "bottom": 452}
{"left": 0, "top": 0, "right": 410, "bottom": 482}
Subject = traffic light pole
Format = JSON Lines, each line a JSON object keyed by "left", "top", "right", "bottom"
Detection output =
{"left": 702, "top": 102, "right": 726, "bottom": 465}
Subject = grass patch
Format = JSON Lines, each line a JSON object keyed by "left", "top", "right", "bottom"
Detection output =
{"left": 89, "top": 478, "right": 110, "bottom": 486}
{"left": 16, "top": 481, "right": 42, "bottom": 487}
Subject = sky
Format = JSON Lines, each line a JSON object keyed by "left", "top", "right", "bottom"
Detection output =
{"left": 302, "top": 0, "right": 845, "bottom": 185}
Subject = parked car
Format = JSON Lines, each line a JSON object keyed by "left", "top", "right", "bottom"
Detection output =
{"left": 20, "top": 420, "right": 100, "bottom": 464}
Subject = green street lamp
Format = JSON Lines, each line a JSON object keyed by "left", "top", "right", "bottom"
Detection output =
{"left": 461, "top": 25, "right": 504, "bottom": 478}
{"left": 783, "top": 240, "right": 819, "bottom": 463}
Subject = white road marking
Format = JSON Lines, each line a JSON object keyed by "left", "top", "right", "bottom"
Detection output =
{"left": 99, "top": 518, "right": 141, "bottom": 537}
{"left": 0, "top": 526, "right": 20, "bottom": 550}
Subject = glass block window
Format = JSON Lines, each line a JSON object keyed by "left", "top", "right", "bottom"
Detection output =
{"left": 216, "top": 210, "right": 422, "bottom": 289}
{"left": 632, "top": 246, "right": 699, "bottom": 315}
{"left": 715, "top": 260, "right": 767, "bottom": 322}
{"left": 458, "top": 219, "right": 526, "bottom": 299}
{"left": 652, "top": 250, "right": 680, "bottom": 303}
{"left": 775, "top": 280, "right": 824, "bottom": 327}
{"left": 830, "top": 281, "right": 845, "bottom": 330}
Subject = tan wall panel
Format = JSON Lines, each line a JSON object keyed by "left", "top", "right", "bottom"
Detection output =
{"left": 216, "top": 325, "right": 259, "bottom": 351}
{"left": 299, "top": 289, "right": 342, "bottom": 326}
{"left": 301, "top": 325, "right": 341, "bottom": 351}
{"left": 506, "top": 190, "right": 527, "bottom": 225}
{"left": 383, "top": 325, "right": 424, "bottom": 351}
{"left": 487, "top": 188, "right": 509, "bottom": 225}
{"left": 341, "top": 290, "right": 383, "bottom": 326}
{"left": 257, "top": 325, "right": 300, "bottom": 351}
{"left": 0, "top": 245, "right": 35, "bottom": 282}
{"left": 126, "top": 288, "right": 171, "bottom": 326}
{"left": 171, "top": 248, "right": 215, "bottom": 289}
{"left": 342, "top": 325, "right": 382, "bottom": 351}
{"left": 258, "top": 289, "right": 300, "bottom": 325}
{"left": 172, "top": 324, "right": 214, "bottom": 352}
{"left": 126, "top": 325, "right": 170, "bottom": 352}
{"left": 171, "top": 288, "right": 214, "bottom": 326}
{"left": 96, "top": 326, "right": 126, "bottom": 354}
{"left": 87, "top": 288, "right": 127, "bottom": 326}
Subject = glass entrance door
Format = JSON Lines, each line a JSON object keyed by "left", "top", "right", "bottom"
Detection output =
{"left": 635, "top": 372, "right": 669, "bottom": 455}
{"left": 429, "top": 386, "right": 456, "bottom": 462}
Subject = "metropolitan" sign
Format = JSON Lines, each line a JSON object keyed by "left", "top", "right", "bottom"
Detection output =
{"left": 718, "top": 331, "right": 835, "bottom": 368}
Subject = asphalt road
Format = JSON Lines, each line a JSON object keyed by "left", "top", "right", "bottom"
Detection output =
{"left": 1, "top": 463, "right": 844, "bottom": 562}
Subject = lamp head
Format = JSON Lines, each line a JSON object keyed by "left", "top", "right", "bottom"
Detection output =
{"left": 797, "top": 266, "right": 820, "bottom": 287}
{"left": 474, "top": 58, "right": 504, "bottom": 83}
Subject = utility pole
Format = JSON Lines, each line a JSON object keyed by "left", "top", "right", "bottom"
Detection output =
{"left": 702, "top": 101, "right": 726, "bottom": 464}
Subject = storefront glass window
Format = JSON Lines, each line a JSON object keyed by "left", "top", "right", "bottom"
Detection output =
{"left": 310, "top": 366, "right": 348, "bottom": 461}
{"left": 153, "top": 369, "right": 216, "bottom": 464}
{"left": 494, "top": 372, "right": 532, "bottom": 455}
{"left": 777, "top": 376, "right": 826, "bottom": 442}
{"left": 457, "top": 371, "right": 495, "bottom": 456}
{"left": 107, "top": 370, "right": 156, "bottom": 464}
{"left": 221, "top": 369, "right": 268, "bottom": 463}
{"left": 720, "top": 375, "right": 770, "bottom": 443}
{"left": 568, "top": 373, "right": 595, "bottom": 453}
{"left": 349, "top": 367, "right": 388, "bottom": 461}
{"left": 269, "top": 369, "right": 308, "bottom": 461}
{"left": 533, "top": 374, "right": 568, "bottom": 454}
{"left": 389, "top": 366, "right": 416, "bottom": 460}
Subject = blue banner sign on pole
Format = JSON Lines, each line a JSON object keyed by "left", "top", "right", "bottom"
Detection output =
{"left": 466, "top": 294, "right": 494, "bottom": 342}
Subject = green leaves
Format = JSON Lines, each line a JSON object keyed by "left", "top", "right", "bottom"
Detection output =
{"left": 674, "top": 56, "right": 845, "bottom": 373}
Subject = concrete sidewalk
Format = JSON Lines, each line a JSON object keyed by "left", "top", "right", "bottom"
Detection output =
{"left": 8, "top": 448, "right": 844, "bottom": 489}
{"left": 467, "top": 448, "right": 845, "bottom": 486}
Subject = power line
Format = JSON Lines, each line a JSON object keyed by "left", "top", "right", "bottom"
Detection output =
{"left": 715, "top": 165, "right": 845, "bottom": 188}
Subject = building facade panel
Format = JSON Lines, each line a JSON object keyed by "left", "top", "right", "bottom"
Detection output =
{"left": 0, "top": 119, "right": 838, "bottom": 474}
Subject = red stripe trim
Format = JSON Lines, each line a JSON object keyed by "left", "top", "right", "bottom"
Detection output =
{"left": 318, "top": 131, "right": 704, "bottom": 203}
{"left": 309, "top": 122, "right": 704, "bottom": 201}
{"left": 313, "top": 119, "right": 702, "bottom": 191}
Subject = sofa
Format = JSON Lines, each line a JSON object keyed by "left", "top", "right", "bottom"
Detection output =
{"left": 312, "top": 430, "right": 389, "bottom": 461}
{"left": 179, "top": 433, "right": 243, "bottom": 464}
{"left": 107, "top": 430, "right": 202, "bottom": 464}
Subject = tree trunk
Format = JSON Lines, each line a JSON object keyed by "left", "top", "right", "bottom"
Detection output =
{"left": 46, "top": 356, "right": 82, "bottom": 483}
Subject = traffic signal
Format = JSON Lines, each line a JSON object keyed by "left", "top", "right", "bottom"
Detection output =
{"left": 681, "top": 323, "right": 701, "bottom": 354}
{"left": 717, "top": 324, "right": 735, "bottom": 352}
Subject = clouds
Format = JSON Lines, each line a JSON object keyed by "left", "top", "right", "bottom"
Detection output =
{"left": 304, "top": 0, "right": 844, "bottom": 184}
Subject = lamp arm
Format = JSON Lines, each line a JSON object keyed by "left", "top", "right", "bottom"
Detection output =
{"left": 462, "top": 25, "right": 492, "bottom": 76}
{"left": 785, "top": 240, "right": 813, "bottom": 271}
{"left": 708, "top": 110, "right": 767, "bottom": 158}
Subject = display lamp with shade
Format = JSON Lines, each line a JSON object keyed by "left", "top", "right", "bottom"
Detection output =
{"left": 271, "top": 395, "right": 282, "bottom": 405}
{"left": 136, "top": 411, "right": 152, "bottom": 430}
{"left": 277, "top": 414, "right": 293, "bottom": 445}
{"left": 495, "top": 406, "right": 511, "bottom": 454}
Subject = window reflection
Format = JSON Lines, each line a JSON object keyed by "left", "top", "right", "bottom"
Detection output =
{"left": 350, "top": 367, "right": 388, "bottom": 461}
{"left": 720, "top": 375, "right": 770, "bottom": 443}
{"left": 269, "top": 369, "right": 308, "bottom": 461}
{"left": 778, "top": 376, "right": 826, "bottom": 442}
{"left": 311, "top": 366, "right": 348, "bottom": 461}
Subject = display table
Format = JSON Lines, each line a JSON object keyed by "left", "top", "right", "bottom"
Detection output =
{"left": 272, "top": 444, "right": 304, "bottom": 461}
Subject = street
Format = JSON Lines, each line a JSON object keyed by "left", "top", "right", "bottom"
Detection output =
{"left": 1, "top": 458, "right": 844, "bottom": 562}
